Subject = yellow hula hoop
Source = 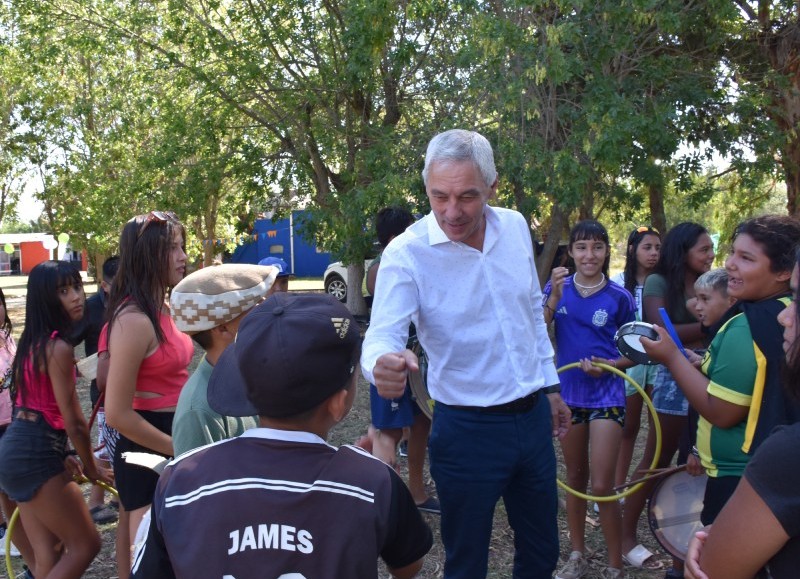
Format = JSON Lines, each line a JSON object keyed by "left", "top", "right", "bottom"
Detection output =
{"left": 555, "top": 361, "right": 662, "bottom": 502}
{"left": 4, "top": 504, "right": 20, "bottom": 578}
{"left": 4, "top": 476, "right": 119, "bottom": 579}
{"left": 75, "top": 475, "right": 119, "bottom": 498}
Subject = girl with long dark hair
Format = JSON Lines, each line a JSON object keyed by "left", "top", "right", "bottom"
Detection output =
{"left": 0, "top": 262, "right": 113, "bottom": 578}
{"left": 545, "top": 220, "right": 636, "bottom": 579}
{"left": 610, "top": 226, "right": 661, "bottom": 489}
{"left": 621, "top": 222, "right": 714, "bottom": 574}
{"left": 105, "top": 211, "right": 193, "bottom": 575}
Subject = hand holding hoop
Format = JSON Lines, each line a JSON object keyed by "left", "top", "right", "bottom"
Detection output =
{"left": 556, "top": 361, "right": 662, "bottom": 502}
{"left": 579, "top": 357, "right": 605, "bottom": 378}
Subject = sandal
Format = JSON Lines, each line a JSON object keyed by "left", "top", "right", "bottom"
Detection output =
{"left": 622, "top": 544, "right": 663, "bottom": 570}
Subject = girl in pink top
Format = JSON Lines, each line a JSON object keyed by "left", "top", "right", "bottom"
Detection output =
{"left": 0, "top": 261, "right": 113, "bottom": 578}
{"left": 105, "top": 211, "right": 193, "bottom": 575}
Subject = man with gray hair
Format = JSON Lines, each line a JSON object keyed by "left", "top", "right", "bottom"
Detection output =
{"left": 362, "top": 129, "right": 570, "bottom": 578}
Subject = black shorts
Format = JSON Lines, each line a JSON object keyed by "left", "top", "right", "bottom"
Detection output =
{"left": 113, "top": 410, "right": 174, "bottom": 511}
{"left": 0, "top": 410, "right": 68, "bottom": 502}
{"left": 569, "top": 405, "right": 626, "bottom": 427}
{"left": 701, "top": 475, "right": 741, "bottom": 525}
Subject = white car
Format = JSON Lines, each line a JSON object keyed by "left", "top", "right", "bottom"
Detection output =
{"left": 323, "top": 258, "right": 373, "bottom": 302}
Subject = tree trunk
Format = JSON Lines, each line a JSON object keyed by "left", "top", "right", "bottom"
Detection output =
{"left": 535, "top": 203, "right": 569, "bottom": 288}
{"left": 758, "top": 18, "right": 800, "bottom": 216}
{"left": 783, "top": 143, "right": 800, "bottom": 216}
{"left": 648, "top": 179, "right": 666, "bottom": 234}
{"left": 345, "top": 262, "right": 368, "bottom": 316}
{"left": 91, "top": 253, "right": 109, "bottom": 283}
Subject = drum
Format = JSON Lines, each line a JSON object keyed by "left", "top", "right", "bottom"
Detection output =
{"left": 647, "top": 470, "right": 708, "bottom": 561}
{"left": 615, "top": 321, "right": 659, "bottom": 365}
{"left": 408, "top": 339, "right": 434, "bottom": 419}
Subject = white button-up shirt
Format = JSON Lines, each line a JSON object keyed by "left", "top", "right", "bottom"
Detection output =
{"left": 361, "top": 205, "right": 559, "bottom": 407}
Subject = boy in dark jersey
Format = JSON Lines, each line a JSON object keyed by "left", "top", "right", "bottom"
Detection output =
{"left": 131, "top": 293, "right": 432, "bottom": 579}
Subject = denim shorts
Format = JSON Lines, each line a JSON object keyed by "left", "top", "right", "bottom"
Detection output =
{"left": 624, "top": 364, "right": 658, "bottom": 397}
{"left": 0, "top": 410, "right": 68, "bottom": 502}
{"left": 369, "top": 383, "right": 420, "bottom": 430}
{"left": 652, "top": 365, "right": 689, "bottom": 416}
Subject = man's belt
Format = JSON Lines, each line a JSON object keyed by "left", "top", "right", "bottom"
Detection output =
{"left": 448, "top": 391, "right": 540, "bottom": 414}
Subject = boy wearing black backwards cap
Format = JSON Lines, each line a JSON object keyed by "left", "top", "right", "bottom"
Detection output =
{"left": 131, "top": 293, "right": 433, "bottom": 579}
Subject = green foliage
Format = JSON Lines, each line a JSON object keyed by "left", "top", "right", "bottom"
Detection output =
{"left": 2, "top": 0, "right": 799, "bottom": 306}
{"left": 3, "top": 0, "right": 272, "bottom": 266}
{"left": 468, "top": 0, "right": 732, "bottom": 241}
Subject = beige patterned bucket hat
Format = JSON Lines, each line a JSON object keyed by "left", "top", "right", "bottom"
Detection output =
{"left": 170, "top": 264, "right": 278, "bottom": 334}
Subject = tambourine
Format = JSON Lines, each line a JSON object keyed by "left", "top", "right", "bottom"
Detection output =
{"left": 614, "top": 321, "right": 659, "bottom": 365}
{"left": 408, "top": 339, "right": 434, "bottom": 419}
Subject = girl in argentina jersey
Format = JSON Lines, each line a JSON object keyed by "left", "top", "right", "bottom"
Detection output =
{"left": 544, "top": 220, "right": 635, "bottom": 579}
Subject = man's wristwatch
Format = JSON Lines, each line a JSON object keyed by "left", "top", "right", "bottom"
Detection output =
{"left": 543, "top": 385, "right": 561, "bottom": 395}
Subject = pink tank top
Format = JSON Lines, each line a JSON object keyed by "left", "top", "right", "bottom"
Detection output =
{"left": 133, "top": 310, "right": 193, "bottom": 411}
{"left": 98, "top": 323, "right": 108, "bottom": 353}
{"left": 15, "top": 332, "right": 72, "bottom": 430}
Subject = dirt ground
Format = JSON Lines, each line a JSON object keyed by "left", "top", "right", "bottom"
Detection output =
{"left": 5, "top": 301, "right": 674, "bottom": 579}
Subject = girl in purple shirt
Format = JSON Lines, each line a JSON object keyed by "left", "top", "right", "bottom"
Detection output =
{"left": 544, "top": 220, "right": 635, "bottom": 579}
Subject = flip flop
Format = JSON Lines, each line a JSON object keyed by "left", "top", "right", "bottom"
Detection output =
{"left": 622, "top": 544, "right": 661, "bottom": 569}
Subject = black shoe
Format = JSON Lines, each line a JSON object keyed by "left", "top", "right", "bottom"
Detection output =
{"left": 90, "top": 505, "right": 118, "bottom": 524}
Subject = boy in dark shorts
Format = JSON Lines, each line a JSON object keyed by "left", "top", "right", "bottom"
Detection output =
{"left": 366, "top": 206, "right": 439, "bottom": 513}
{"left": 131, "top": 293, "right": 432, "bottom": 579}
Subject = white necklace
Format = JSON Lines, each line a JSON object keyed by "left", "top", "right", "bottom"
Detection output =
{"left": 573, "top": 273, "right": 605, "bottom": 296}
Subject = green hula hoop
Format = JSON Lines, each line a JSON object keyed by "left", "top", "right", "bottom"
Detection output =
{"left": 5, "top": 476, "right": 118, "bottom": 578}
{"left": 555, "top": 361, "right": 662, "bottom": 502}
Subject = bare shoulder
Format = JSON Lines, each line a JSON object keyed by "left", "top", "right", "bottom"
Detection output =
{"left": 46, "top": 336, "right": 76, "bottom": 377}
{"left": 49, "top": 336, "right": 75, "bottom": 361}
{"left": 110, "top": 308, "right": 157, "bottom": 350}
{"left": 112, "top": 307, "right": 155, "bottom": 333}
